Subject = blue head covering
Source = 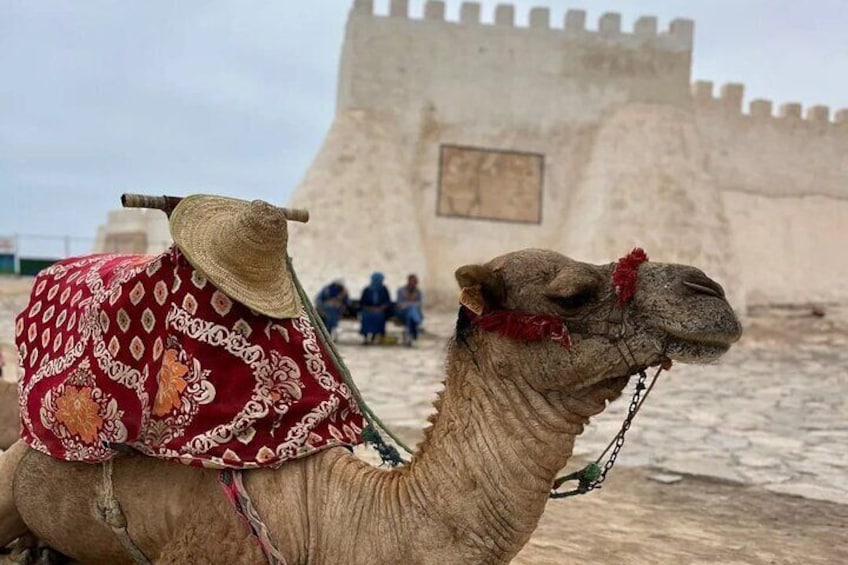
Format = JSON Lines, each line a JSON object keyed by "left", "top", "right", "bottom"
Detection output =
{"left": 369, "top": 272, "right": 384, "bottom": 289}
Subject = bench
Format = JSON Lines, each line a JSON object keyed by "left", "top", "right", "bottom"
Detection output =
{"left": 338, "top": 300, "right": 417, "bottom": 345}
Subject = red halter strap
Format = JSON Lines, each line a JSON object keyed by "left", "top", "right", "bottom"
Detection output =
{"left": 462, "top": 308, "right": 572, "bottom": 349}
{"left": 462, "top": 248, "right": 649, "bottom": 346}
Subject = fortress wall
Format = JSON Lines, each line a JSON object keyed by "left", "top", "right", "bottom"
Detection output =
{"left": 560, "top": 103, "right": 741, "bottom": 308}
{"left": 406, "top": 109, "right": 604, "bottom": 303}
{"left": 287, "top": 109, "right": 429, "bottom": 300}
{"left": 341, "top": 0, "right": 694, "bottom": 127}
{"left": 692, "top": 81, "right": 848, "bottom": 306}
{"left": 722, "top": 192, "right": 848, "bottom": 305}
{"left": 288, "top": 1, "right": 848, "bottom": 309}
{"left": 692, "top": 80, "right": 848, "bottom": 199}
{"left": 309, "top": 0, "right": 697, "bottom": 303}
{"left": 92, "top": 209, "right": 171, "bottom": 255}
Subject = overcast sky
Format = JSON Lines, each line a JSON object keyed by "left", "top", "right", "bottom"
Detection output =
{"left": 2, "top": 0, "right": 846, "bottom": 257}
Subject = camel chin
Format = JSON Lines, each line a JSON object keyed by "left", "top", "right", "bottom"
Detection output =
{"left": 663, "top": 337, "right": 732, "bottom": 364}
{"left": 660, "top": 316, "right": 742, "bottom": 364}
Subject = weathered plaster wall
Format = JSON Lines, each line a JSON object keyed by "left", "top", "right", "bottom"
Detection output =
{"left": 722, "top": 192, "right": 848, "bottom": 305}
{"left": 93, "top": 209, "right": 170, "bottom": 255}
{"left": 338, "top": 0, "right": 694, "bottom": 123}
{"left": 561, "top": 103, "right": 740, "bottom": 308}
{"left": 288, "top": 109, "right": 428, "bottom": 298}
{"left": 692, "top": 81, "right": 848, "bottom": 200}
{"left": 290, "top": 0, "right": 697, "bottom": 303}
{"left": 691, "top": 81, "right": 848, "bottom": 306}
{"left": 288, "top": 0, "right": 848, "bottom": 308}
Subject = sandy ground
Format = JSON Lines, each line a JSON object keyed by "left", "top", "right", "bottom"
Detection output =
{"left": 514, "top": 462, "right": 848, "bottom": 565}
{"left": 1, "top": 276, "right": 846, "bottom": 563}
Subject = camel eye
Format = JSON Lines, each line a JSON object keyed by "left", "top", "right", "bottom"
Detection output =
{"left": 550, "top": 289, "right": 595, "bottom": 310}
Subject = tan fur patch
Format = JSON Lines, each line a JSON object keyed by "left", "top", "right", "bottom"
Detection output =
{"left": 459, "top": 286, "right": 484, "bottom": 315}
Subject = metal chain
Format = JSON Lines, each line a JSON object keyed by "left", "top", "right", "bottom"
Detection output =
{"left": 593, "top": 369, "right": 649, "bottom": 488}
{"left": 550, "top": 366, "right": 662, "bottom": 499}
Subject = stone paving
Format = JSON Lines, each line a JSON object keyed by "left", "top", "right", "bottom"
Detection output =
{"left": 336, "top": 307, "right": 848, "bottom": 505}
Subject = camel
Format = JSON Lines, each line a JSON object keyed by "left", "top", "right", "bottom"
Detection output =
{"left": 0, "top": 382, "right": 19, "bottom": 451}
{"left": 0, "top": 249, "right": 741, "bottom": 564}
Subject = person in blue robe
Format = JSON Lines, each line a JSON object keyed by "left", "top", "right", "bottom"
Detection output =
{"left": 396, "top": 274, "right": 424, "bottom": 346}
{"left": 359, "top": 272, "right": 392, "bottom": 344}
{"left": 315, "top": 279, "right": 349, "bottom": 337}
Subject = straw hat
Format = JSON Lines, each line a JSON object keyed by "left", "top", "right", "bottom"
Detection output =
{"left": 169, "top": 194, "right": 302, "bottom": 319}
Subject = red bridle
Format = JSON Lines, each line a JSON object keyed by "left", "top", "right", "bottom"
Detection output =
{"left": 463, "top": 248, "right": 649, "bottom": 347}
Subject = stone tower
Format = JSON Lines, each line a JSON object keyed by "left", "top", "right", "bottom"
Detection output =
{"left": 288, "top": 0, "right": 848, "bottom": 310}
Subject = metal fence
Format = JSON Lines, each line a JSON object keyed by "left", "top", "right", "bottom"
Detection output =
{"left": 0, "top": 233, "right": 171, "bottom": 276}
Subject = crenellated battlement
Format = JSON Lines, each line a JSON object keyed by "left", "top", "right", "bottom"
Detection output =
{"left": 351, "top": 0, "right": 693, "bottom": 50}
{"left": 692, "top": 80, "right": 848, "bottom": 128}
{"left": 298, "top": 1, "right": 848, "bottom": 312}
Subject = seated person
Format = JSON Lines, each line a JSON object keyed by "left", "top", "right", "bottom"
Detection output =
{"left": 396, "top": 274, "right": 424, "bottom": 346}
{"left": 359, "top": 272, "right": 391, "bottom": 344}
{"left": 315, "top": 278, "right": 349, "bottom": 336}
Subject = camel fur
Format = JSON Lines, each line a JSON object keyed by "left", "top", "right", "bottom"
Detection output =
{"left": 0, "top": 249, "right": 741, "bottom": 564}
{"left": 0, "top": 381, "right": 19, "bottom": 452}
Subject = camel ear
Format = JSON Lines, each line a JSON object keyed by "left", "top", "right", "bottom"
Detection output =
{"left": 455, "top": 265, "right": 506, "bottom": 314}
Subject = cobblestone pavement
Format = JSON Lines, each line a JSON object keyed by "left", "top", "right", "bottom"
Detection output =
{"left": 337, "top": 307, "right": 848, "bottom": 505}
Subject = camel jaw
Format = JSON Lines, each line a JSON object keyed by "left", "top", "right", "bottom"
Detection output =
{"left": 661, "top": 332, "right": 737, "bottom": 364}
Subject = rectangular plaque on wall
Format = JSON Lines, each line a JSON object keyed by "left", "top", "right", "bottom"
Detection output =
{"left": 437, "top": 144, "right": 544, "bottom": 224}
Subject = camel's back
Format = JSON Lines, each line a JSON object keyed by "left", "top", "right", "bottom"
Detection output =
{"left": 12, "top": 446, "right": 347, "bottom": 563}
{"left": 15, "top": 449, "right": 270, "bottom": 563}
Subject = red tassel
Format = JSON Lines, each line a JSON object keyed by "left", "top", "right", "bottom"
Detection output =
{"left": 612, "top": 248, "right": 648, "bottom": 306}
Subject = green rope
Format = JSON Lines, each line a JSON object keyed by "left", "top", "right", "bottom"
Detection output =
{"left": 361, "top": 425, "right": 404, "bottom": 467}
{"left": 286, "top": 256, "right": 413, "bottom": 463}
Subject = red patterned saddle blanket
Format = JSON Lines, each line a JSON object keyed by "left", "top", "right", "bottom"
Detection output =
{"left": 15, "top": 248, "right": 363, "bottom": 469}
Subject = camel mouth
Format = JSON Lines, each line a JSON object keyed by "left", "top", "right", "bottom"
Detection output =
{"left": 665, "top": 327, "right": 740, "bottom": 347}
{"left": 662, "top": 334, "right": 733, "bottom": 364}
{"left": 656, "top": 314, "right": 743, "bottom": 364}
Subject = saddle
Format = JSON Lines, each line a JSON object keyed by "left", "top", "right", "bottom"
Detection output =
{"left": 15, "top": 247, "right": 363, "bottom": 469}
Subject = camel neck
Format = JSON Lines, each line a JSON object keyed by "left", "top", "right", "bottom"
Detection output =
{"left": 400, "top": 341, "right": 591, "bottom": 563}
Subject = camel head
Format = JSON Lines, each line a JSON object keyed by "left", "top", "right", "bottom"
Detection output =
{"left": 454, "top": 248, "right": 742, "bottom": 403}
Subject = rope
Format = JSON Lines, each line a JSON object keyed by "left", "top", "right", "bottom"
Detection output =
{"left": 286, "top": 256, "right": 412, "bottom": 464}
{"left": 95, "top": 459, "right": 152, "bottom": 565}
{"left": 219, "top": 470, "right": 288, "bottom": 565}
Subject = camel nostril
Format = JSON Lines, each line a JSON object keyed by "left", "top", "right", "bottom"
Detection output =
{"left": 683, "top": 279, "right": 725, "bottom": 299}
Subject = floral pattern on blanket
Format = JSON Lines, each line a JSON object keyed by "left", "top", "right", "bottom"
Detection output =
{"left": 16, "top": 248, "right": 363, "bottom": 469}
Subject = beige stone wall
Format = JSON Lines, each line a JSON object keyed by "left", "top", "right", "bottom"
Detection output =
{"left": 691, "top": 81, "right": 848, "bottom": 306}
{"left": 292, "top": 1, "right": 697, "bottom": 304}
{"left": 722, "top": 192, "right": 848, "bottom": 306}
{"left": 93, "top": 209, "right": 171, "bottom": 255}
{"left": 692, "top": 81, "right": 848, "bottom": 199}
{"left": 561, "top": 103, "right": 741, "bottom": 309}
{"left": 339, "top": 0, "right": 694, "bottom": 123}
{"left": 287, "top": 109, "right": 428, "bottom": 300}
{"left": 291, "top": 1, "right": 848, "bottom": 310}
